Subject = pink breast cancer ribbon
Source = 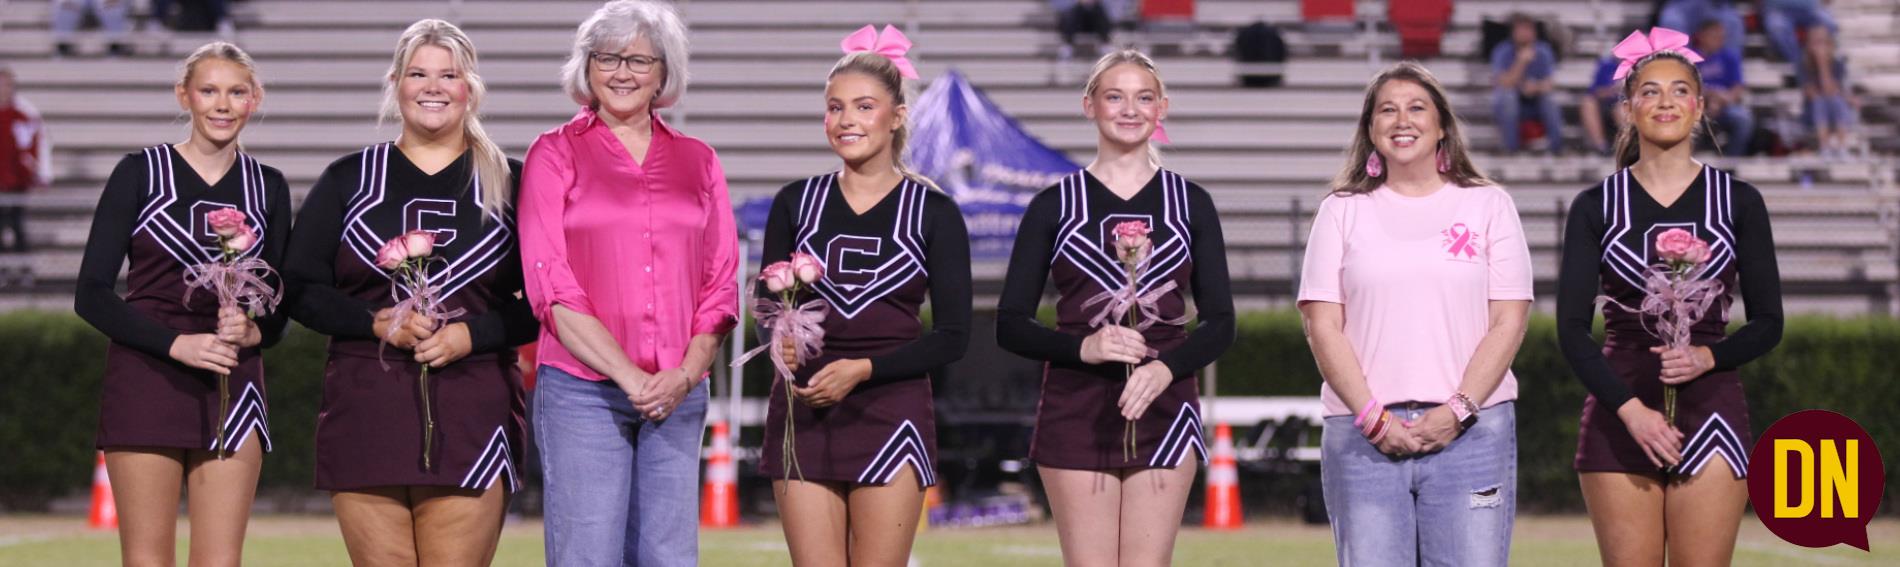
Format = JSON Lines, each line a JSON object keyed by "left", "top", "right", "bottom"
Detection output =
{"left": 841, "top": 24, "right": 919, "bottom": 79}
{"left": 1612, "top": 27, "right": 1703, "bottom": 81}
{"left": 1442, "top": 223, "right": 1479, "bottom": 259}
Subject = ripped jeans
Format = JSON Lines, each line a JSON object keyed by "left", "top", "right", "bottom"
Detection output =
{"left": 1321, "top": 402, "right": 1517, "bottom": 566}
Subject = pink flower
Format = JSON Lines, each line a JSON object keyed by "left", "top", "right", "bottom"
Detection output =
{"left": 760, "top": 261, "right": 796, "bottom": 294}
{"left": 1655, "top": 228, "right": 1706, "bottom": 264}
{"left": 224, "top": 226, "right": 257, "bottom": 253}
{"left": 375, "top": 237, "right": 408, "bottom": 270}
{"left": 206, "top": 208, "right": 246, "bottom": 238}
{"left": 790, "top": 253, "right": 824, "bottom": 284}
{"left": 1682, "top": 239, "right": 1710, "bottom": 264}
{"left": 1112, "top": 221, "right": 1152, "bottom": 265}
{"left": 401, "top": 230, "right": 436, "bottom": 258}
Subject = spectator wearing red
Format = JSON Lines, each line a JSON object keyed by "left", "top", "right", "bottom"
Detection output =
{"left": 0, "top": 67, "right": 44, "bottom": 254}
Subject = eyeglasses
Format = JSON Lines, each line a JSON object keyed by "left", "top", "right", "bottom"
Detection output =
{"left": 590, "top": 51, "right": 662, "bottom": 73}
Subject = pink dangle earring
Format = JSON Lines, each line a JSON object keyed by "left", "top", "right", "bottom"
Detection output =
{"left": 1436, "top": 143, "right": 1451, "bottom": 173}
{"left": 1365, "top": 152, "right": 1383, "bottom": 177}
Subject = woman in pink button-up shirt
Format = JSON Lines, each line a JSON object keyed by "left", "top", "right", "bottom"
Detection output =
{"left": 515, "top": 2, "right": 737, "bottom": 565}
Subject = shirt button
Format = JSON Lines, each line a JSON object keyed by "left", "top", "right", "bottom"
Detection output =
{"left": 535, "top": 262, "right": 545, "bottom": 269}
{"left": 646, "top": 303, "right": 654, "bottom": 311}
{"left": 643, "top": 231, "right": 651, "bottom": 238}
{"left": 644, "top": 265, "right": 653, "bottom": 273}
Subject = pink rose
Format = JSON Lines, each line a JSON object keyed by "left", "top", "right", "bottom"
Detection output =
{"left": 760, "top": 261, "right": 795, "bottom": 294}
{"left": 224, "top": 226, "right": 257, "bottom": 253}
{"left": 401, "top": 230, "right": 436, "bottom": 258}
{"left": 1654, "top": 228, "right": 1703, "bottom": 264}
{"left": 790, "top": 253, "right": 824, "bottom": 284}
{"left": 1682, "top": 239, "right": 1710, "bottom": 264}
{"left": 1112, "top": 221, "right": 1152, "bottom": 265}
{"left": 375, "top": 237, "right": 408, "bottom": 270}
{"left": 206, "top": 207, "right": 246, "bottom": 238}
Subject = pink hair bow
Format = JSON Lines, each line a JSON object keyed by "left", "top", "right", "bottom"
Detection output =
{"left": 1151, "top": 120, "right": 1171, "bottom": 144}
{"left": 841, "top": 24, "right": 919, "bottom": 79}
{"left": 1611, "top": 27, "right": 1703, "bottom": 80}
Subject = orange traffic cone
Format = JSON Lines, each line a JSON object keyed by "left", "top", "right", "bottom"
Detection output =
{"left": 700, "top": 420, "right": 739, "bottom": 528}
{"left": 88, "top": 452, "right": 117, "bottom": 530}
{"left": 1203, "top": 423, "right": 1242, "bottom": 529}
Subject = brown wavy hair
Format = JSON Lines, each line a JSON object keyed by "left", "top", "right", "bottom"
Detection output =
{"left": 1330, "top": 62, "right": 1490, "bottom": 195}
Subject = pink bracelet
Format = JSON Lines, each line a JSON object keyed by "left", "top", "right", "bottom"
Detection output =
{"left": 1353, "top": 397, "right": 1380, "bottom": 429}
{"left": 1367, "top": 412, "right": 1391, "bottom": 444}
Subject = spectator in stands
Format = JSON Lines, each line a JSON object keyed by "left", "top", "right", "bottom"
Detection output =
{"left": 1301, "top": 61, "right": 1530, "bottom": 566}
{"left": 1693, "top": 20, "right": 1754, "bottom": 156}
{"left": 149, "top": 0, "right": 236, "bottom": 39}
{"left": 518, "top": 2, "right": 736, "bottom": 566}
{"left": 1490, "top": 14, "right": 1565, "bottom": 154}
{"left": 1053, "top": 0, "right": 1116, "bottom": 63}
{"left": 1762, "top": 0, "right": 1838, "bottom": 67}
{"left": 52, "top": 0, "right": 134, "bottom": 57}
{"left": 75, "top": 42, "right": 289, "bottom": 567}
{"left": 0, "top": 67, "right": 44, "bottom": 257}
{"left": 1580, "top": 55, "right": 1627, "bottom": 155}
{"left": 1656, "top": 0, "right": 1744, "bottom": 60}
{"left": 1798, "top": 26, "right": 1857, "bottom": 158}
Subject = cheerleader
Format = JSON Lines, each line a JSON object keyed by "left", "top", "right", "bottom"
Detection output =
{"left": 1558, "top": 29, "right": 1783, "bottom": 566}
{"left": 756, "top": 25, "right": 972, "bottom": 566}
{"left": 283, "top": 20, "right": 536, "bottom": 566}
{"left": 74, "top": 42, "right": 289, "bottom": 566}
{"left": 995, "top": 49, "right": 1234, "bottom": 565}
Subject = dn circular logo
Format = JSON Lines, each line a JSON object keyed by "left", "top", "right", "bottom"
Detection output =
{"left": 1746, "top": 410, "right": 1884, "bottom": 551}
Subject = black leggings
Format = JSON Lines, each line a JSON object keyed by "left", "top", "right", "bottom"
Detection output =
{"left": 1060, "top": 2, "right": 1112, "bottom": 46}
{"left": 0, "top": 205, "right": 28, "bottom": 253}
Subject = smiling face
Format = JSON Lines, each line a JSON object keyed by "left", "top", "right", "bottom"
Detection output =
{"left": 823, "top": 71, "right": 904, "bottom": 167}
{"left": 1082, "top": 62, "right": 1167, "bottom": 150}
{"left": 174, "top": 58, "right": 259, "bottom": 148}
{"left": 588, "top": 35, "right": 664, "bottom": 121}
{"left": 395, "top": 44, "right": 469, "bottom": 139}
{"left": 1367, "top": 79, "right": 1443, "bottom": 168}
{"left": 1625, "top": 58, "right": 1703, "bottom": 149}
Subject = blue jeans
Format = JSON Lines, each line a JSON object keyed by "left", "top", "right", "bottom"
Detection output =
{"left": 52, "top": 0, "right": 130, "bottom": 42}
{"left": 535, "top": 365, "right": 708, "bottom": 567}
{"left": 1712, "top": 103, "right": 1755, "bottom": 156}
{"left": 1763, "top": 0, "right": 1837, "bottom": 64}
{"left": 1493, "top": 90, "right": 1565, "bottom": 153}
{"left": 1322, "top": 402, "right": 1517, "bottom": 566}
{"left": 1807, "top": 95, "right": 1856, "bottom": 130}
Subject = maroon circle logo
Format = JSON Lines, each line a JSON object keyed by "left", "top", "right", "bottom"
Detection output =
{"left": 1747, "top": 410, "right": 1885, "bottom": 551}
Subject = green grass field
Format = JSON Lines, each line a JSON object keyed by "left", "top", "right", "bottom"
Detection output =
{"left": 1, "top": 515, "right": 1892, "bottom": 566}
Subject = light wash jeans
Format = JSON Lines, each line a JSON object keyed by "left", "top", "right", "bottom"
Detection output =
{"left": 52, "top": 0, "right": 130, "bottom": 43}
{"left": 535, "top": 365, "right": 708, "bottom": 567}
{"left": 1322, "top": 402, "right": 1517, "bottom": 566}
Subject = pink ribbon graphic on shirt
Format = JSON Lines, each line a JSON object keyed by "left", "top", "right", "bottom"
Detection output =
{"left": 1441, "top": 223, "right": 1480, "bottom": 259}
{"left": 840, "top": 25, "right": 919, "bottom": 79}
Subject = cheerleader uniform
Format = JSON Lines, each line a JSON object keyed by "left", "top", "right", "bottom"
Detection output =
{"left": 997, "top": 169, "right": 1235, "bottom": 470}
{"left": 77, "top": 145, "right": 290, "bottom": 453}
{"left": 285, "top": 144, "right": 538, "bottom": 492}
{"left": 1558, "top": 165, "right": 1783, "bottom": 478}
{"left": 755, "top": 173, "right": 971, "bottom": 486}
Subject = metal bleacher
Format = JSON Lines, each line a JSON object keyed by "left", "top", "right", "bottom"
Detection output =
{"left": 2, "top": 0, "right": 1896, "bottom": 315}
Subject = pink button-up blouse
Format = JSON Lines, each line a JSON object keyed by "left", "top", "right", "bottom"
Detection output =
{"left": 519, "top": 108, "right": 739, "bottom": 381}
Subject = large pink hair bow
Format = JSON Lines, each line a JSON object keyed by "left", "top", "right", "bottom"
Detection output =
{"left": 1612, "top": 27, "right": 1704, "bottom": 80}
{"left": 841, "top": 24, "right": 919, "bottom": 79}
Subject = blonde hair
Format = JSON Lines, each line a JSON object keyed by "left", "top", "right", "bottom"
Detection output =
{"left": 1330, "top": 61, "right": 1491, "bottom": 195}
{"left": 178, "top": 41, "right": 261, "bottom": 91}
{"left": 381, "top": 19, "right": 512, "bottom": 220}
{"left": 561, "top": 0, "right": 691, "bottom": 109}
{"left": 1083, "top": 49, "right": 1166, "bottom": 168}
{"left": 828, "top": 49, "right": 939, "bottom": 190}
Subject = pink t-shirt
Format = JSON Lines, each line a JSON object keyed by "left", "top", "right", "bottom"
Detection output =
{"left": 1298, "top": 183, "right": 1533, "bottom": 415}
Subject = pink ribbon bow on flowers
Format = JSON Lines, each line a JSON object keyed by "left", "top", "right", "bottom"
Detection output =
{"left": 841, "top": 24, "right": 919, "bottom": 79}
{"left": 1611, "top": 27, "right": 1704, "bottom": 80}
